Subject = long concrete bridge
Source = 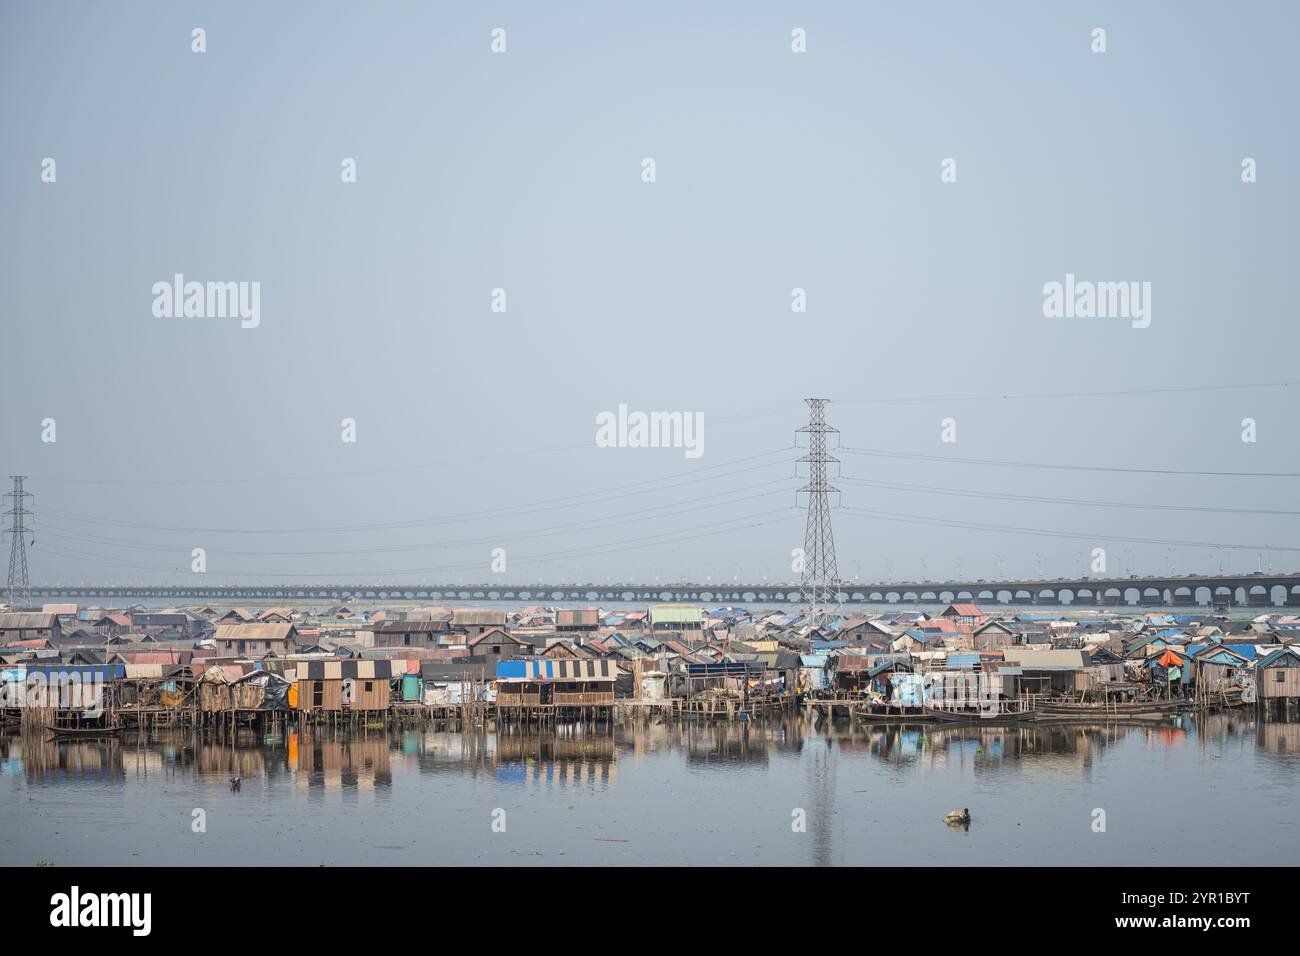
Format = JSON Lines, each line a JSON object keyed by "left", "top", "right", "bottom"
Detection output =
{"left": 24, "top": 574, "right": 1300, "bottom": 607}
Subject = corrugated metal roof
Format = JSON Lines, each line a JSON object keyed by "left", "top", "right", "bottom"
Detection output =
{"left": 124, "top": 664, "right": 165, "bottom": 678}
{"left": 649, "top": 605, "right": 704, "bottom": 625}
{"left": 375, "top": 620, "right": 449, "bottom": 633}
{"left": 556, "top": 609, "right": 599, "bottom": 626}
{"left": 495, "top": 658, "right": 617, "bottom": 681}
{"left": 0, "top": 612, "right": 59, "bottom": 629}
{"left": 1259, "top": 647, "right": 1300, "bottom": 668}
{"left": 452, "top": 609, "right": 507, "bottom": 626}
{"left": 1001, "top": 648, "right": 1088, "bottom": 669}
{"left": 213, "top": 623, "right": 296, "bottom": 640}
{"left": 298, "top": 659, "right": 393, "bottom": 680}
{"left": 114, "top": 651, "right": 186, "bottom": 664}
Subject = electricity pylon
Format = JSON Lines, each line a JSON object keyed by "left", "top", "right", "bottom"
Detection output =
{"left": 4, "top": 476, "right": 33, "bottom": 608}
{"left": 797, "top": 399, "right": 840, "bottom": 621}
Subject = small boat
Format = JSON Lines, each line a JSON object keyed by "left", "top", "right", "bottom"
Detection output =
{"left": 1035, "top": 699, "right": 1188, "bottom": 720}
{"left": 921, "top": 701, "right": 1037, "bottom": 724}
{"left": 45, "top": 722, "right": 122, "bottom": 738}
{"left": 852, "top": 704, "right": 937, "bottom": 723}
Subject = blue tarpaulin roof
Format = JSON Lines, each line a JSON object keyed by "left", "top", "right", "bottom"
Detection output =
{"left": 495, "top": 660, "right": 528, "bottom": 679}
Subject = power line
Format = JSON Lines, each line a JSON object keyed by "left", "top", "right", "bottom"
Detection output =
{"left": 840, "top": 446, "right": 1300, "bottom": 479}
{"left": 32, "top": 508, "right": 800, "bottom": 580}
{"left": 35, "top": 481, "right": 796, "bottom": 558}
{"left": 834, "top": 380, "right": 1299, "bottom": 405}
{"left": 27, "top": 405, "right": 802, "bottom": 488}
{"left": 838, "top": 476, "right": 1300, "bottom": 517}
{"left": 839, "top": 506, "right": 1300, "bottom": 554}
{"left": 38, "top": 448, "right": 795, "bottom": 535}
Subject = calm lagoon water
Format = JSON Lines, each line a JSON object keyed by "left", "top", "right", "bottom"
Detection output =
{"left": 2, "top": 713, "right": 1296, "bottom": 866}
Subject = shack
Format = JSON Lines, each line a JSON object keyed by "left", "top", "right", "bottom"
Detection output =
{"left": 18, "top": 663, "right": 124, "bottom": 716}
{"left": 997, "top": 648, "right": 1089, "bottom": 696}
{"left": 1257, "top": 646, "right": 1300, "bottom": 715}
{"left": 198, "top": 668, "right": 293, "bottom": 725}
{"left": 1146, "top": 648, "right": 1191, "bottom": 696}
{"left": 451, "top": 609, "right": 507, "bottom": 639}
{"left": 212, "top": 623, "right": 298, "bottom": 657}
{"left": 418, "top": 657, "right": 495, "bottom": 706}
{"left": 649, "top": 605, "right": 705, "bottom": 635}
{"left": 799, "top": 654, "right": 828, "bottom": 694}
{"left": 828, "top": 655, "right": 874, "bottom": 694}
{"left": 468, "top": 627, "right": 531, "bottom": 657}
{"left": 1085, "top": 646, "right": 1126, "bottom": 684}
{"left": 118, "top": 663, "right": 193, "bottom": 726}
{"left": 296, "top": 659, "right": 392, "bottom": 716}
{"left": 1193, "top": 645, "right": 1251, "bottom": 699}
{"left": 372, "top": 620, "right": 449, "bottom": 649}
{"left": 494, "top": 658, "right": 617, "bottom": 713}
{"left": 867, "top": 656, "right": 913, "bottom": 695}
{"left": 556, "top": 609, "right": 600, "bottom": 634}
{"left": 682, "top": 660, "right": 763, "bottom": 717}
{"left": 0, "top": 612, "right": 62, "bottom": 645}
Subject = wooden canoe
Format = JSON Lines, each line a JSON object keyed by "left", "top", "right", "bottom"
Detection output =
{"left": 1035, "top": 700, "right": 1188, "bottom": 718}
{"left": 45, "top": 723, "right": 122, "bottom": 738}
{"left": 920, "top": 706, "right": 1038, "bottom": 724}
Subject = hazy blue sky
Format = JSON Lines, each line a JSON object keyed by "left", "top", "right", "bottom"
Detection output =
{"left": 2, "top": 2, "right": 1297, "bottom": 587}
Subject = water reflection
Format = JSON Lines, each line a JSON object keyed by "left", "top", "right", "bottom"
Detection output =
{"left": 295, "top": 733, "right": 393, "bottom": 793}
{"left": 4, "top": 711, "right": 1296, "bottom": 785}
{"left": 1, "top": 710, "right": 1296, "bottom": 865}
{"left": 5, "top": 734, "right": 125, "bottom": 785}
{"left": 1256, "top": 718, "right": 1300, "bottom": 756}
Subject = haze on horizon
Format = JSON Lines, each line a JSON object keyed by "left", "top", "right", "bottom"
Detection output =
{"left": 2, "top": 2, "right": 1298, "bottom": 587}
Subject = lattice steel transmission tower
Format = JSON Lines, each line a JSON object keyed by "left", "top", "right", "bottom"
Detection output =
{"left": 797, "top": 399, "right": 840, "bottom": 619}
{"left": 4, "top": 476, "right": 33, "bottom": 608}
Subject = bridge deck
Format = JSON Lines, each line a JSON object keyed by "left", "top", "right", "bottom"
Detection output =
{"left": 27, "top": 575, "right": 1300, "bottom": 606}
